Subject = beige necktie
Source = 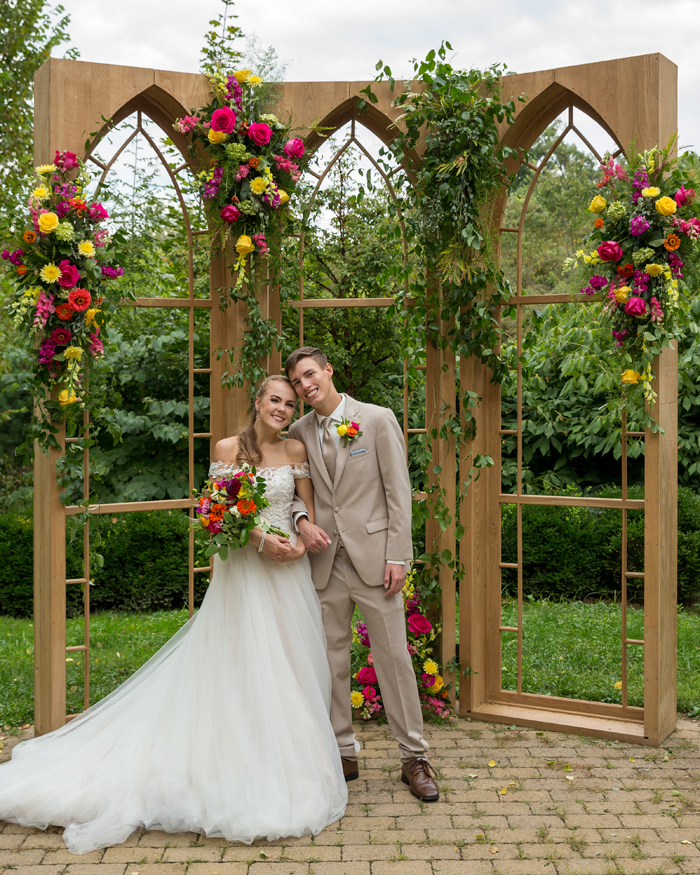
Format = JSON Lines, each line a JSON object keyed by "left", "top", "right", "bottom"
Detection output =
{"left": 322, "top": 416, "right": 337, "bottom": 482}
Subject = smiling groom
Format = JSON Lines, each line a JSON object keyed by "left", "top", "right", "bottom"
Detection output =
{"left": 285, "top": 346, "right": 438, "bottom": 802}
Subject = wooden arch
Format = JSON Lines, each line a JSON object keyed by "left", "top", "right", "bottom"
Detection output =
{"left": 32, "top": 54, "right": 678, "bottom": 745}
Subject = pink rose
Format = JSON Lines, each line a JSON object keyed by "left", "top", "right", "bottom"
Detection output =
{"left": 284, "top": 137, "right": 305, "bottom": 159}
{"left": 407, "top": 614, "right": 433, "bottom": 637}
{"left": 597, "top": 240, "right": 623, "bottom": 262}
{"left": 675, "top": 186, "right": 696, "bottom": 207}
{"left": 624, "top": 296, "right": 648, "bottom": 317}
{"left": 247, "top": 122, "right": 272, "bottom": 146}
{"left": 220, "top": 205, "right": 241, "bottom": 223}
{"left": 211, "top": 107, "right": 237, "bottom": 133}
{"left": 55, "top": 150, "right": 79, "bottom": 171}
{"left": 58, "top": 260, "right": 80, "bottom": 289}
{"left": 357, "top": 666, "right": 377, "bottom": 684}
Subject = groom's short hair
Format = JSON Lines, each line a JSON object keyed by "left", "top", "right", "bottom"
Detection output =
{"left": 285, "top": 346, "right": 329, "bottom": 377}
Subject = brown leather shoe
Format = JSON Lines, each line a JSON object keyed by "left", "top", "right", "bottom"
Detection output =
{"left": 401, "top": 758, "right": 439, "bottom": 801}
{"left": 341, "top": 756, "right": 359, "bottom": 781}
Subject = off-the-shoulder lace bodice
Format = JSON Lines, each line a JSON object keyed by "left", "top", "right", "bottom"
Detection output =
{"left": 208, "top": 462, "right": 310, "bottom": 534}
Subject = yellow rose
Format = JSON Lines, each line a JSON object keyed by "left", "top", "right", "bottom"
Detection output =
{"left": 641, "top": 187, "right": 661, "bottom": 197}
{"left": 236, "top": 235, "right": 255, "bottom": 256}
{"left": 645, "top": 263, "right": 663, "bottom": 276}
{"left": 614, "top": 286, "right": 630, "bottom": 303}
{"left": 38, "top": 212, "right": 59, "bottom": 234}
{"left": 655, "top": 196, "right": 677, "bottom": 216}
{"left": 278, "top": 189, "right": 290, "bottom": 205}
{"left": 208, "top": 129, "right": 228, "bottom": 145}
{"left": 58, "top": 389, "right": 78, "bottom": 406}
{"left": 589, "top": 195, "right": 607, "bottom": 213}
{"left": 337, "top": 424, "right": 348, "bottom": 437}
{"left": 233, "top": 69, "right": 251, "bottom": 83}
{"left": 430, "top": 675, "right": 444, "bottom": 693}
{"left": 250, "top": 177, "right": 268, "bottom": 195}
{"left": 621, "top": 370, "right": 641, "bottom": 385}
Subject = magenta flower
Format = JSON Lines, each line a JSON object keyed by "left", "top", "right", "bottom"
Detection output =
{"left": 58, "top": 260, "right": 80, "bottom": 289}
{"left": 355, "top": 621, "right": 370, "bottom": 647}
{"left": 247, "top": 122, "right": 272, "bottom": 146}
{"left": 407, "top": 613, "right": 432, "bottom": 636}
{"left": 51, "top": 327, "right": 71, "bottom": 345}
{"left": 220, "top": 205, "right": 241, "bottom": 224}
{"left": 175, "top": 115, "right": 200, "bottom": 134}
{"left": 589, "top": 275, "right": 608, "bottom": 291}
{"left": 625, "top": 296, "right": 648, "bottom": 317}
{"left": 630, "top": 216, "right": 650, "bottom": 236}
{"left": 101, "top": 264, "right": 124, "bottom": 279}
{"left": 88, "top": 202, "right": 109, "bottom": 222}
{"left": 675, "top": 186, "right": 695, "bottom": 207}
{"left": 284, "top": 138, "right": 305, "bottom": 159}
{"left": 421, "top": 672, "right": 436, "bottom": 688}
{"left": 356, "top": 666, "right": 377, "bottom": 684}
{"left": 362, "top": 685, "right": 377, "bottom": 701}
{"left": 55, "top": 150, "right": 79, "bottom": 171}
{"left": 211, "top": 106, "right": 237, "bottom": 133}
{"left": 38, "top": 338, "right": 57, "bottom": 365}
{"left": 597, "top": 241, "right": 623, "bottom": 262}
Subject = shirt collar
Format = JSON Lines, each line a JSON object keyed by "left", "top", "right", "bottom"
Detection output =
{"left": 316, "top": 394, "right": 346, "bottom": 426}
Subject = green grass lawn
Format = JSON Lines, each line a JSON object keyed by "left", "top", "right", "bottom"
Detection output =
{"left": 1, "top": 601, "right": 699, "bottom": 728}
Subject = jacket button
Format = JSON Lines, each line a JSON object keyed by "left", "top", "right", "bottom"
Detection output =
{"left": 334, "top": 506, "right": 340, "bottom": 512}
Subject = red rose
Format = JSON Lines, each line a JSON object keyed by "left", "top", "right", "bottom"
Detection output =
{"left": 284, "top": 137, "right": 305, "bottom": 159}
{"left": 597, "top": 240, "right": 623, "bottom": 262}
{"left": 211, "top": 107, "right": 237, "bottom": 133}
{"left": 624, "top": 296, "right": 647, "bottom": 317}
{"left": 58, "top": 260, "right": 80, "bottom": 289}
{"left": 356, "top": 666, "right": 377, "bottom": 684}
{"left": 407, "top": 614, "right": 433, "bottom": 637}
{"left": 220, "top": 205, "right": 241, "bottom": 223}
{"left": 247, "top": 122, "right": 272, "bottom": 146}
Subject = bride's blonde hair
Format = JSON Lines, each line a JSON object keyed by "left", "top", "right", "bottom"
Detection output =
{"left": 236, "top": 375, "right": 295, "bottom": 468}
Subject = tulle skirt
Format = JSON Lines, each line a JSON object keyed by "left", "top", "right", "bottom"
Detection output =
{"left": 0, "top": 546, "right": 347, "bottom": 854}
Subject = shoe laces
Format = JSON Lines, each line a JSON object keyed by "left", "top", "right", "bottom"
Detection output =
{"left": 406, "top": 758, "right": 437, "bottom": 779}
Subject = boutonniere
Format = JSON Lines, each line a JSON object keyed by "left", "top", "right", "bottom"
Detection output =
{"left": 337, "top": 417, "right": 362, "bottom": 446}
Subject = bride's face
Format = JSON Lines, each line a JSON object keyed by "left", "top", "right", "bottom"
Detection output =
{"left": 256, "top": 381, "right": 297, "bottom": 431}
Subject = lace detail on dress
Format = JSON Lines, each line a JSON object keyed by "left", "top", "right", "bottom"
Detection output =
{"left": 206, "top": 462, "right": 308, "bottom": 533}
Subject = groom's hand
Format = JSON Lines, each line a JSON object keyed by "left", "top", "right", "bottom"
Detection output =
{"left": 297, "top": 518, "right": 332, "bottom": 553}
{"left": 383, "top": 562, "right": 405, "bottom": 597}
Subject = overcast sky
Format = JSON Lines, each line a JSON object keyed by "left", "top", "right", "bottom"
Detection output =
{"left": 55, "top": 0, "right": 700, "bottom": 153}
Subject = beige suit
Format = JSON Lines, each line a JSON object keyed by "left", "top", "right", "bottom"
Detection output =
{"left": 289, "top": 397, "right": 428, "bottom": 763}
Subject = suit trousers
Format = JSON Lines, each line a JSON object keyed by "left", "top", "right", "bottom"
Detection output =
{"left": 319, "top": 547, "right": 429, "bottom": 764}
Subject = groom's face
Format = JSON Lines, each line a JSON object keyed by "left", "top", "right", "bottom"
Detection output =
{"left": 288, "top": 357, "right": 334, "bottom": 409}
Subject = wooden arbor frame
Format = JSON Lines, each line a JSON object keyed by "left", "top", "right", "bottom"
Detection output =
{"left": 32, "top": 54, "right": 677, "bottom": 745}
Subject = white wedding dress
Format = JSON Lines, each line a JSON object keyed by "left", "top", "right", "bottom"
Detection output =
{"left": 0, "top": 462, "right": 347, "bottom": 854}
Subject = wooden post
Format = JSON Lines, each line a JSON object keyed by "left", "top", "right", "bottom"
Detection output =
{"left": 33, "top": 423, "right": 67, "bottom": 735}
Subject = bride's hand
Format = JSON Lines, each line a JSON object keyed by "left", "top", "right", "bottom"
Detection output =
{"left": 276, "top": 541, "right": 307, "bottom": 563}
{"left": 256, "top": 532, "right": 293, "bottom": 561}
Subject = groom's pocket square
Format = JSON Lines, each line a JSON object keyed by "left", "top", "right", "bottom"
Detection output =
{"left": 349, "top": 448, "right": 369, "bottom": 457}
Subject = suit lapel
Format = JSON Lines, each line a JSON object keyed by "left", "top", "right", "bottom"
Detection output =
{"left": 333, "top": 397, "right": 361, "bottom": 489}
{"left": 303, "top": 413, "right": 333, "bottom": 492}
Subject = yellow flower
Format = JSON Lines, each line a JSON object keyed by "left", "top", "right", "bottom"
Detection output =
{"left": 588, "top": 195, "right": 607, "bottom": 213}
{"left": 423, "top": 659, "right": 439, "bottom": 675}
{"left": 208, "top": 129, "right": 228, "bottom": 145}
{"left": 35, "top": 164, "right": 56, "bottom": 174}
{"left": 250, "top": 177, "right": 268, "bottom": 195}
{"left": 350, "top": 691, "right": 364, "bottom": 708}
{"left": 236, "top": 235, "right": 255, "bottom": 256}
{"left": 248, "top": 75, "right": 262, "bottom": 85}
{"left": 64, "top": 346, "right": 83, "bottom": 360}
{"left": 337, "top": 424, "right": 348, "bottom": 436}
{"left": 614, "top": 680, "right": 623, "bottom": 689}
{"left": 430, "top": 675, "right": 444, "bottom": 693}
{"left": 641, "top": 186, "right": 661, "bottom": 197}
{"left": 278, "top": 188, "right": 290, "bottom": 205}
{"left": 621, "top": 370, "right": 640, "bottom": 385}
{"left": 233, "top": 69, "right": 251, "bottom": 83}
{"left": 40, "top": 263, "right": 61, "bottom": 283}
{"left": 78, "top": 240, "right": 95, "bottom": 258}
{"left": 58, "top": 389, "right": 78, "bottom": 406}
{"left": 655, "top": 196, "right": 677, "bottom": 216}
{"left": 38, "top": 212, "right": 59, "bottom": 234}
{"left": 645, "top": 263, "right": 663, "bottom": 276}
{"left": 614, "top": 285, "right": 630, "bottom": 304}
{"left": 32, "top": 186, "right": 49, "bottom": 200}
{"left": 85, "top": 308, "right": 102, "bottom": 328}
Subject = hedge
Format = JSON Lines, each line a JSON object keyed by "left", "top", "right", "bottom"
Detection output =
{"left": 0, "top": 510, "right": 208, "bottom": 618}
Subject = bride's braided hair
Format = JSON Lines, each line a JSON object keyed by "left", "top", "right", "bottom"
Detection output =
{"left": 236, "top": 375, "right": 294, "bottom": 468}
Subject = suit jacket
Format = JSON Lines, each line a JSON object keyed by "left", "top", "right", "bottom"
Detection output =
{"left": 289, "top": 396, "right": 413, "bottom": 590}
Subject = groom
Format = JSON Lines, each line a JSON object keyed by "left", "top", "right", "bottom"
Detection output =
{"left": 285, "top": 346, "right": 439, "bottom": 802}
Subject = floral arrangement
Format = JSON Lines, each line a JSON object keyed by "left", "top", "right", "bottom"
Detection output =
{"left": 350, "top": 569, "right": 454, "bottom": 722}
{"left": 564, "top": 138, "right": 700, "bottom": 403}
{"left": 2, "top": 150, "right": 124, "bottom": 448}
{"left": 175, "top": 69, "right": 308, "bottom": 295}
{"left": 194, "top": 464, "right": 288, "bottom": 561}
{"left": 337, "top": 417, "right": 362, "bottom": 445}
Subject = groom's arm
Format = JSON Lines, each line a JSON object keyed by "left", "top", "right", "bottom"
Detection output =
{"left": 376, "top": 410, "right": 413, "bottom": 562}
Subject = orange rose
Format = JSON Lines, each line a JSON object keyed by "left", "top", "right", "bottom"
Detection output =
{"left": 237, "top": 498, "right": 256, "bottom": 515}
{"left": 347, "top": 427, "right": 358, "bottom": 437}
{"left": 663, "top": 233, "right": 681, "bottom": 251}
{"left": 594, "top": 218, "right": 604, "bottom": 229}
{"left": 23, "top": 230, "right": 37, "bottom": 243}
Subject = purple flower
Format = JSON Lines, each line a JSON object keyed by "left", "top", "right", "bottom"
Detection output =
{"left": 669, "top": 252, "right": 684, "bottom": 278}
{"left": 225, "top": 75, "right": 243, "bottom": 112}
{"left": 632, "top": 168, "right": 649, "bottom": 205}
{"left": 38, "top": 339, "right": 57, "bottom": 365}
{"left": 612, "top": 329, "right": 629, "bottom": 347}
{"left": 101, "top": 264, "right": 124, "bottom": 279}
{"left": 632, "top": 269, "right": 650, "bottom": 293}
{"left": 226, "top": 477, "right": 241, "bottom": 500}
{"left": 589, "top": 275, "right": 608, "bottom": 290}
{"left": 630, "top": 216, "right": 650, "bottom": 236}
{"left": 203, "top": 166, "right": 224, "bottom": 198}
{"left": 356, "top": 621, "right": 370, "bottom": 647}
{"left": 55, "top": 201, "right": 71, "bottom": 218}
{"left": 8, "top": 249, "right": 24, "bottom": 266}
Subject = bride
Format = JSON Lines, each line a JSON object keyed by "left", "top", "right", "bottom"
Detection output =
{"left": 0, "top": 375, "right": 347, "bottom": 853}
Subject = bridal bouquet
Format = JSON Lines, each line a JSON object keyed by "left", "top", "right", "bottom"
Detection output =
{"left": 194, "top": 465, "right": 289, "bottom": 561}
{"left": 564, "top": 137, "right": 700, "bottom": 404}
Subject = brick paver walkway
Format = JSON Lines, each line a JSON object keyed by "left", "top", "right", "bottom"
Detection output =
{"left": 2, "top": 716, "right": 700, "bottom": 875}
